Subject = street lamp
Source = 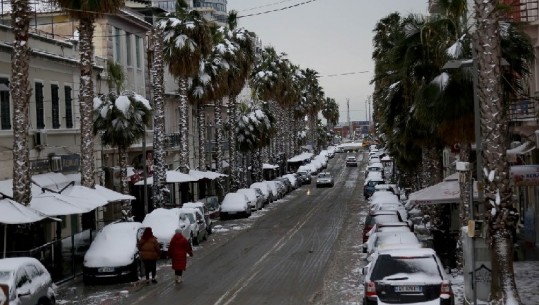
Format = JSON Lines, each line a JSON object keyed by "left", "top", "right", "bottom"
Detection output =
{"left": 442, "top": 58, "right": 481, "bottom": 305}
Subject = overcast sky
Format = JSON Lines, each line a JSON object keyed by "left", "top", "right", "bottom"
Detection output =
{"left": 227, "top": 0, "right": 428, "bottom": 123}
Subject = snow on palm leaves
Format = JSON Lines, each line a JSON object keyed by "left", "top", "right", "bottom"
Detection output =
{"left": 93, "top": 91, "right": 152, "bottom": 149}
{"left": 236, "top": 104, "right": 274, "bottom": 153}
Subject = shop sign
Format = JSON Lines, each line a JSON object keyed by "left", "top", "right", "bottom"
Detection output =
{"left": 511, "top": 165, "right": 539, "bottom": 186}
{"left": 30, "top": 159, "right": 50, "bottom": 173}
{"left": 61, "top": 154, "right": 80, "bottom": 172}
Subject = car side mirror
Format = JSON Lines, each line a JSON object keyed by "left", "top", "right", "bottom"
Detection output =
{"left": 361, "top": 266, "right": 368, "bottom": 275}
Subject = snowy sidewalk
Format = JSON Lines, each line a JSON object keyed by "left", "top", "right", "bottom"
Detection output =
{"left": 451, "top": 260, "right": 539, "bottom": 304}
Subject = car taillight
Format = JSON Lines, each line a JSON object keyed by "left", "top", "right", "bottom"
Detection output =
{"left": 363, "top": 225, "right": 373, "bottom": 241}
{"left": 440, "top": 281, "right": 452, "bottom": 295}
{"left": 366, "top": 281, "right": 377, "bottom": 297}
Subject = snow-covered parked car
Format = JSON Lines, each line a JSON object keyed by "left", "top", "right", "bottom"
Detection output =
{"left": 0, "top": 257, "right": 56, "bottom": 305}
{"left": 236, "top": 188, "right": 264, "bottom": 211}
{"left": 83, "top": 222, "right": 143, "bottom": 284}
{"left": 362, "top": 248, "right": 454, "bottom": 305}
{"left": 182, "top": 201, "right": 213, "bottom": 235}
{"left": 250, "top": 181, "right": 273, "bottom": 204}
{"left": 142, "top": 208, "right": 193, "bottom": 252}
{"left": 178, "top": 207, "right": 207, "bottom": 246}
{"left": 220, "top": 192, "right": 252, "bottom": 219}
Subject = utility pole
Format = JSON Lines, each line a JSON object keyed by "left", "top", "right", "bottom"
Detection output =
{"left": 347, "top": 98, "right": 352, "bottom": 140}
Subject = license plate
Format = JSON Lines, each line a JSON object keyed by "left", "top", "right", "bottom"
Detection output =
{"left": 98, "top": 267, "right": 115, "bottom": 273}
{"left": 394, "top": 286, "right": 422, "bottom": 293}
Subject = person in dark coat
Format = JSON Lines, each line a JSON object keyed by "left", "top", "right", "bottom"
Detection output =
{"left": 168, "top": 228, "right": 193, "bottom": 283}
{"left": 137, "top": 227, "right": 161, "bottom": 283}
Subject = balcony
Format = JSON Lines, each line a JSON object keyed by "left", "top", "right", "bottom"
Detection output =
{"left": 508, "top": 98, "right": 537, "bottom": 122}
{"left": 501, "top": 0, "right": 539, "bottom": 23}
{"left": 164, "top": 132, "right": 181, "bottom": 149}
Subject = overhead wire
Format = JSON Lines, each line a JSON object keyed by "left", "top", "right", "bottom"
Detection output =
{"left": 237, "top": 0, "right": 321, "bottom": 18}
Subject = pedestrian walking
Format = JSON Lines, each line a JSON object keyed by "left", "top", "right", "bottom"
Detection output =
{"left": 137, "top": 227, "right": 161, "bottom": 283}
{"left": 168, "top": 228, "right": 193, "bottom": 283}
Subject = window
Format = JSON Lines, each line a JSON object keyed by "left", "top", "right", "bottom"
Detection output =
{"left": 51, "top": 84, "right": 60, "bottom": 129}
{"left": 126, "top": 32, "right": 132, "bottom": 67}
{"left": 64, "top": 86, "right": 73, "bottom": 128}
{"left": 114, "top": 27, "right": 121, "bottom": 63}
{"left": 35, "top": 82, "right": 44, "bottom": 129}
{"left": 0, "top": 78, "right": 10, "bottom": 130}
{"left": 135, "top": 36, "right": 142, "bottom": 68}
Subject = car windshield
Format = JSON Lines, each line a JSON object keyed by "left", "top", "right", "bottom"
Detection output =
{"left": 371, "top": 254, "right": 442, "bottom": 281}
{"left": 318, "top": 174, "right": 330, "bottom": 178}
{"left": 184, "top": 213, "right": 195, "bottom": 223}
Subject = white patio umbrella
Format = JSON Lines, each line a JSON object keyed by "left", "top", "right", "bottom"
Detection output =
{"left": 29, "top": 193, "right": 94, "bottom": 216}
{"left": 0, "top": 198, "right": 52, "bottom": 258}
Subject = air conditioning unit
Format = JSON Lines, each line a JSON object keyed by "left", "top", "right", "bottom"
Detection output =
{"left": 50, "top": 156, "right": 62, "bottom": 172}
{"left": 33, "top": 131, "right": 47, "bottom": 146}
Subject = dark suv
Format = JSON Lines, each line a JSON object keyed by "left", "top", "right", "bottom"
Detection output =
{"left": 362, "top": 248, "right": 454, "bottom": 305}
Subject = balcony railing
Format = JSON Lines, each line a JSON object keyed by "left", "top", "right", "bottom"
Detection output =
{"left": 502, "top": 0, "right": 539, "bottom": 23}
{"left": 164, "top": 132, "right": 181, "bottom": 148}
{"left": 508, "top": 98, "right": 537, "bottom": 122}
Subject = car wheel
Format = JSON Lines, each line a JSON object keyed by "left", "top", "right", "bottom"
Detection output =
{"left": 83, "top": 274, "right": 93, "bottom": 285}
{"left": 129, "top": 261, "right": 139, "bottom": 282}
{"left": 192, "top": 233, "right": 199, "bottom": 246}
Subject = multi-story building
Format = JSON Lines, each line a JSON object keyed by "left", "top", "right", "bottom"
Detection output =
{"left": 429, "top": 0, "right": 539, "bottom": 250}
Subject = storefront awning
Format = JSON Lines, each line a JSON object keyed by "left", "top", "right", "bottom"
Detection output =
{"left": 507, "top": 141, "right": 536, "bottom": 156}
{"left": 287, "top": 152, "right": 314, "bottom": 163}
{"left": 408, "top": 173, "right": 478, "bottom": 206}
{"left": 189, "top": 169, "right": 227, "bottom": 180}
{"left": 134, "top": 170, "right": 198, "bottom": 185}
{"left": 262, "top": 163, "right": 279, "bottom": 170}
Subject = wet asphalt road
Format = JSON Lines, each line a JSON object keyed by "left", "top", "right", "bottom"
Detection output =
{"left": 57, "top": 151, "right": 369, "bottom": 305}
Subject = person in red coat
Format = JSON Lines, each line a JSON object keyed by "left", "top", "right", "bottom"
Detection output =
{"left": 168, "top": 229, "right": 193, "bottom": 283}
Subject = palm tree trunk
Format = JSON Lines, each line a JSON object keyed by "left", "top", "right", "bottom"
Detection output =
{"left": 79, "top": 16, "right": 96, "bottom": 188}
{"left": 215, "top": 99, "right": 223, "bottom": 173}
{"left": 228, "top": 94, "right": 240, "bottom": 191}
{"left": 474, "top": 0, "right": 521, "bottom": 303}
{"left": 11, "top": 0, "right": 31, "bottom": 205}
{"left": 421, "top": 148, "right": 432, "bottom": 188}
{"left": 178, "top": 77, "right": 189, "bottom": 173}
{"left": 119, "top": 147, "right": 131, "bottom": 217}
{"left": 457, "top": 143, "right": 471, "bottom": 270}
{"left": 150, "top": 27, "right": 167, "bottom": 208}
{"left": 198, "top": 104, "right": 206, "bottom": 169}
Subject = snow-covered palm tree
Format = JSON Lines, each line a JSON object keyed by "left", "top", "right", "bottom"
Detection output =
{"left": 11, "top": 0, "right": 32, "bottom": 205}
{"left": 159, "top": 0, "right": 212, "bottom": 173}
{"left": 54, "top": 0, "right": 124, "bottom": 188}
{"left": 236, "top": 102, "right": 274, "bottom": 185}
{"left": 93, "top": 91, "right": 152, "bottom": 216}
{"left": 149, "top": 26, "right": 168, "bottom": 207}
{"left": 224, "top": 12, "right": 256, "bottom": 191}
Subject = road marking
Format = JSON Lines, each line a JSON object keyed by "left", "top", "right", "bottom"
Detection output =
{"left": 213, "top": 195, "right": 325, "bottom": 305}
